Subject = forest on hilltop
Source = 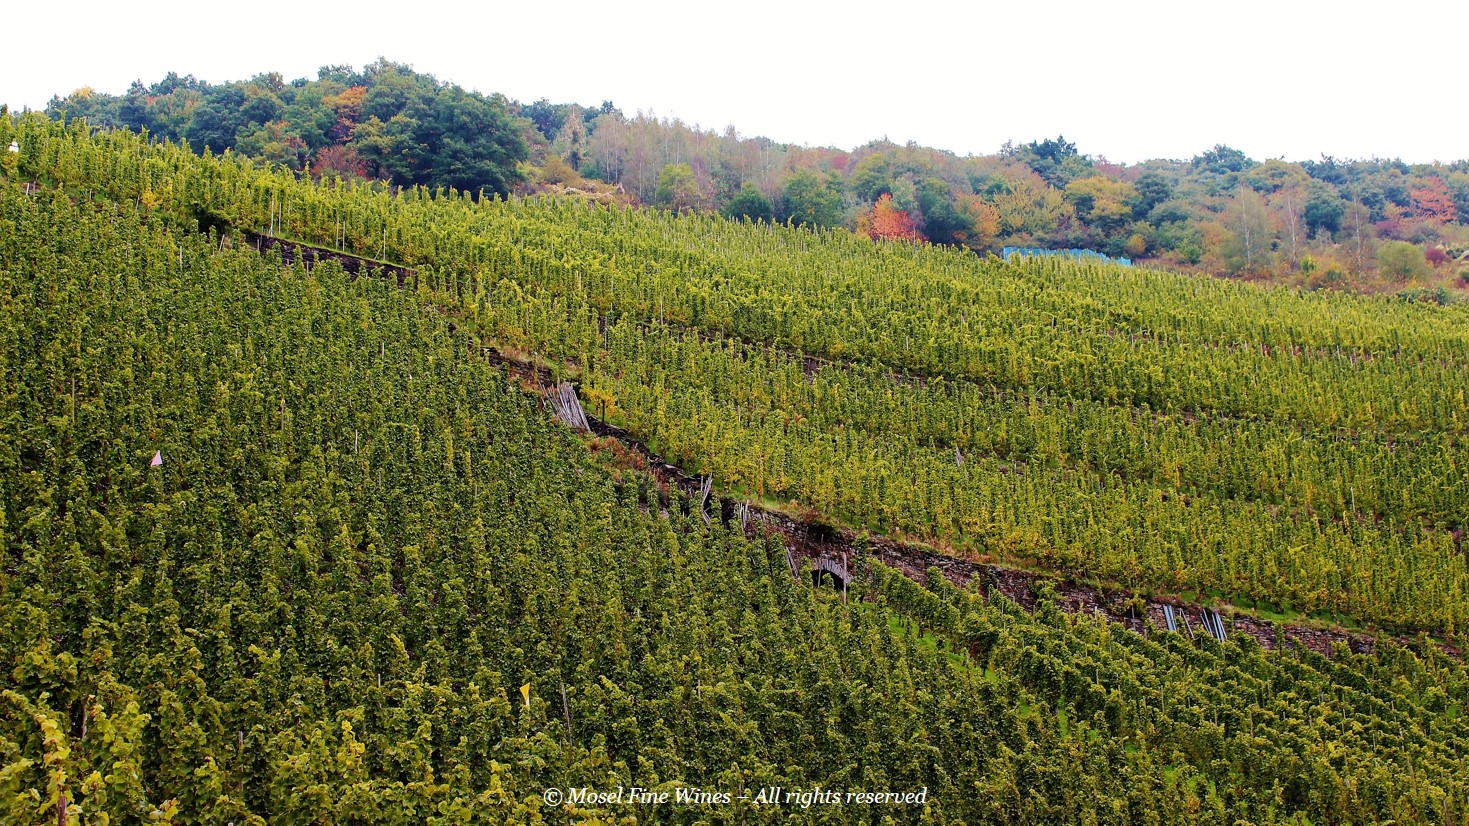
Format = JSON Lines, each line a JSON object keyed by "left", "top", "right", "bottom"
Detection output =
{"left": 38, "top": 59, "right": 1469, "bottom": 296}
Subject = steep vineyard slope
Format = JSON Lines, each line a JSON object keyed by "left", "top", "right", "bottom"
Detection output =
{"left": 2, "top": 116, "right": 1469, "bottom": 824}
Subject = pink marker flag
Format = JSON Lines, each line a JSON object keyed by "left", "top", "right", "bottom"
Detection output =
{"left": 150, "top": 450, "right": 163, "bottom": 467}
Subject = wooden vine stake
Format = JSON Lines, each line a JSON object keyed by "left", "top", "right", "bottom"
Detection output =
{"left": 547, "top": 383, "right": 591, "bottom": 433}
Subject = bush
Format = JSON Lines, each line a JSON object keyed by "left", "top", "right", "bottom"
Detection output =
{"left": 1377, "top": 240, "right": 1430, "bottom": 282}
{"left": 1394, "top": 286, "right": 1449, "bottom": 305}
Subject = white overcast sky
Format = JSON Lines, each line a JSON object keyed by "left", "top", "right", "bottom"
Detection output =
{"left": 3, "top": 0, "right": 1466, "bottom": 164}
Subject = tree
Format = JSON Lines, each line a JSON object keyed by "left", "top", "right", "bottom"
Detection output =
{"left": 858, "top": 194, "right": 923, "bottom": 242}
{"left": 1447, "top": 173, "right": 1469, "bottom": 226}
{"left": 1017, "top": 136, "right": 1091, "bottom": 188}
{"left": 914, "top": 176, "right": 968, "bottom": 244}
{"left": 312, "top": 145, "right": 367, "bottom": 180}
{"left": 1270, "top": 182, "right": 1307, "bottom": 266}
{"left": 354, "top": 113, "right": 420, "bottom": 182}
{"left": 1242, "top": 159, "right": 1309, "bottom": 194}
{"left": 1155, "top": 220, "right": 1203, "bottom": 264}
{"left": 280, "top": 80, "right": 344, "bottom": 149}
{"left": 1303, "top": 188, "right": 1345, "bottom": 237}
{"left": 1302, "top": 155, "right": 1348, "bottom": 185}
{"left": 583, "top": 111, "right": 628, "bottom": 183}
{"left": 119, "top": 80, "right": 150, "bottom": 129}
{"left": 362, "top": 59, "right": 429, "bottom": 122}
{"left": 1133, "top": 172, "right": 1172, "bottom": 218}
{"left": 520, "top": 97, "right": 571, "bottom": 140}
{"left": 1147, "top": 199, "right": 1193, "bottom": 226}
{"left": 184, "top": 87, "right": 245, "bottom": 152}
{"left": 1219, "top": 186, "right": 1274, "bottom": 274}
{"left": 654, "top": 163, "right": 703, "bottom": 214}
{"left": 993, "top": 173, "right": 1074, "bottom": 239}
{"left": 1192, "top": 145, "right": 1255, "bottom": 176}
{"left": 320, "top": 85, "right": 367, "bottom": 142}
{"left": 1064, "top": 176, "right": 1139, "bottom": 235}
{"left": 538, "top": 154, "right": 581, "bottom": 185}
{"left": 240, "top": 86, "right": 285, "bottom": 127}
{"left": 848, "top": 154, "right": 892, "bottom": 202}
{"left": 46, "top": 86, "right": 124, "bottom": 128}
{"left": 419, "top": 86, "right": 527, "bottom": 195}
{"left": 1410, "top": 177, "right": 1457, "bottom": 223}
{"left": 1377, "top": 240, "right": 1430, "bottom": 282}
{"left": 953, "top": 194, "right": 1001, "bottom": 250}
{"left": 234, "top": 120, "right": 308, "bottom": 169}
{"left": 781, "top": 170, "right": 842, "bottom": 229}
{"left": 552, "top": 105, "right": 588, "bottom": 171}
{"left": 1341, "top": 200, "right": 1374, "bottom": 273}
{"left": 722, "top": 183, "right": 773, "bottom": 223}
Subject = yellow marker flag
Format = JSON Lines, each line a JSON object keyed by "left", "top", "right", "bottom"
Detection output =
{"left": 520, "top": 682, "right": 531, "bottom": 707}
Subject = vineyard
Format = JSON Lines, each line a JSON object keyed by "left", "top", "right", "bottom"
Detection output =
{"left": 3, "top": 115, "right": 1469, "bottom": 823}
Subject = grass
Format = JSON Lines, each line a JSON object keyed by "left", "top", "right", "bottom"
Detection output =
{"left": 885, "top": 613, "right": 971, "bottom": 671}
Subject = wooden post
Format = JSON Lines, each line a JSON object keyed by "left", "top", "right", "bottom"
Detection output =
{"left": 698, "top": 477, "right": 713, "bottom": 525}
{"left": 549, "top": 384, "right": 591, "bottom": 433}
{"left": 560, "top": 682, "right": 574, "bottom": 749}
{"left": 842, "top": 552, "right": 849, "bottom": 603}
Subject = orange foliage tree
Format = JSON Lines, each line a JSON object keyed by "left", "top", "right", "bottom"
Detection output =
{"left": 859, "top": 193, "right": 924, "bottom": 242}
{"left": 1411, "top": 177, "right": 1457, "bottom": 223}
{"left": 322, "top": 85, "right": 368, "bottom": 143}
{"left": 312, "top": 145, "right": 368, "bottom": 179}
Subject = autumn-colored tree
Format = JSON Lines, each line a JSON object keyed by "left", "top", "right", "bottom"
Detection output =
{"left": 311, "top": 144, "right": 368, "bottom": 179}
{"left": 1064, "top": 176, "right": 1138, "bottom": 234}
{"left": 322, "top": 85, "right": 367, "bottom": 143}
{"left": 993, "top": 173, "right": 1074, "bottom": 238}
{"left": 858, "top": 193, "right": 924, "bottom": 242}
{"left": 1425, "top": 246, "right": 1449, "bottom": 268}
{"left": 954, "top": 194, "right": 1001, "bottom": 250}
{"left": 1411, "top": 177, "right": 1457, "bottom": 223}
